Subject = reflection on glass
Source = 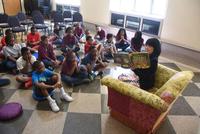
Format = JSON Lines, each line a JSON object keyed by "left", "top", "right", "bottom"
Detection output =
{"left": 63, "top": 5, "right": 70, "bottom": 11}
{"left": 71, "top": 6, "right": 80, "bottom": 12}
{"left": 125, "top": 16, "right": 140, "bottom": 30}
{"left": 111, "top": 13, "right": 125, "bottom": 27}
{"left": 56, "top": 4, "right": 63, "bottom": 13}
{"left": 142, "top": 19, "right": 160, "bottom": 35}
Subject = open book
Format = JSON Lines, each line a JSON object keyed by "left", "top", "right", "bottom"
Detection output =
{"left": 114, "top": 52, "right": 150, "bottom": 69}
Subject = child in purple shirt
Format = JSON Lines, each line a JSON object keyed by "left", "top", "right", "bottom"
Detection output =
{"left": 38, "top": 35, "right": 64, "bottom": 70}
{"left": 74, "top": 23, "right": 84, "bottom": 41}
{"left": 62, "top": 27, "right": 80, "bottom": 53}
{"left": 94, "top": 25, "right": 106, "bottom": 43}
{"left": 61, "top": 50, "right": 90, "bottom": 86}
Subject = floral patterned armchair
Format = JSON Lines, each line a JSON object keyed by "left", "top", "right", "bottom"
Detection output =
{"left": 101, "top": 64, "right": 193, "bottom": 134}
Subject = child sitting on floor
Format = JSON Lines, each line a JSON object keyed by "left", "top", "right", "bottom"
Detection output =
{"left": 115, "top": 28, "right": 130, "bottom": 52}
{"left": 85, "top": 36, "right": 108, "bottom": 62}
{"left": 103, "top": 33, "right": 117, "bottom": 58}
{"left": 3, "top": 34, "right": 25, "bottom": 73}
{"left": 81, "top": 46, "right": 108, "bottom": 79}
{"left": 0, "top": 29, "right": 12, "bottom": 59}
{"left": 62, "top": 27, "right": 80, "bottom": 53}
{"left": 32, "top": 60, "right": 73, "bottom": 112}
{"left": 38, "top": 35, "right": 64, "bottom": 70}
{"left": 16, "top": 47, "right": 36, "bottom": 88}
{"left": 48, "top": 24, "right": 63, "bottom": 47}
{"left": 74, "top": 23, "right": 84, "bottom": 41}
{"left": 27, "top": 26, "right": 41, "bottom": 51}
{"left": 79, "top": 29, "right": 91, "bottom": 43}
{"left": 126, "top": 31, "right": 144, "bottom": 52}
{"left": 84, "top": 36, "right": 101, "bottom": 54}
{"left": 94, "top": 25, "right": 106, "bottom": 43}
{"left": 0, "top": 29, "right": 12, "bottom": 50}
{"left": 61, "top": 49, "right": 90, "bottom": 86}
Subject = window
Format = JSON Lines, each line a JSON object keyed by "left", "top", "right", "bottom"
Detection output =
{"left": 125, "top": 16, "right": 141, "bottom": 30}
{"left": 71, "top": 6, "right": 80, "bottom": 12}
{"left": 56, "top": 0, "right": 80, "bottom": 13}
{"left": 142, "top": 19, "right": 161, "bottom": 35}
{"left": 111, "top": 13, "right": 125, "bottom": 27}
{"left": 55, "top": 0, "right": 80, "bottom": 6}
{"left": 56, "top": 4, "right": 63, "bottom": 13}
{"left": 110, "top": 0, "right": 168, "bottom": 18}
{"left": 110, "top": 13, "right": 162, "bottom": 36}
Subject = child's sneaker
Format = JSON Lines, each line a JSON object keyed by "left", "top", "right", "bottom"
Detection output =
{"left": 49, "top": 100, "right": 60, "bottom": 112}
{"left": 60, "top": 93, "right": 74, "bottom": 102}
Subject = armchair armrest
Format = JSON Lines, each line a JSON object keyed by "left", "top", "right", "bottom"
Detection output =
{"left": 101, "top": 76, "right": 168, "bottom": 112}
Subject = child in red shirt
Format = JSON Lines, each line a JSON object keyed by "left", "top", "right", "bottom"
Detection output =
{"left": 84, "top": 36, "right": 108, "bottom": 62}
{"left": 0, "top": 29, "right": 12, "bottom": 59}
{"left": 27, "top": 26, "right": 41, "bottom": 51}
{"left": 0, "top": 29, "right": 12, "bottom": 51}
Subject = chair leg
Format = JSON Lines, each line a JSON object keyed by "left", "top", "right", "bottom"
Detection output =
{"left": 21, "top": 32, "right": 23, "bottom": 42}
{"left": 13, "top": 33, "right": 17, "bottom": 42}
{"left": 0, "top": 29, "right": 3, "bottom": 36}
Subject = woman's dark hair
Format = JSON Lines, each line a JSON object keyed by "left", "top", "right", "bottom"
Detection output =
{"left": 146, "top": 38, "right": 161, "bottom": 58}
{"left": 134, "top": 31, "right": 142, "bottom": 39}
{"left": 21, "top": 47, "right": 29, "bottom": 55}
{"left": 106, "top": 33, "right": 113, "bottom": 40}
{"left": 131, "top": 31, "right": 143, "bottom": 51}
{"left": 116, "top": 28, "right": 127, "bottom": 40}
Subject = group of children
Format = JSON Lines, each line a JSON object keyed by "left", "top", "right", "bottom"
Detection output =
{"left": 0, "top": 22, "right": 161, "bottom": 112}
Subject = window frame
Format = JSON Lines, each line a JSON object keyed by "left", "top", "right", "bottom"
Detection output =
{"left": 110, "top": 11, "right": 163, "bottom": 37}
{"left": 109, "top": 0, "right": 167, "bottom": 19}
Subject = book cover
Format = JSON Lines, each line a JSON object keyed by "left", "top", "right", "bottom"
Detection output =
{"left": 114, "top": 52, "right": 150, "bottom": 69}
{"left": 114, "top": 53, "right": 130, "bottom": 68}
{"left": 129, "top": 52, "right": 150, "bottom": 69}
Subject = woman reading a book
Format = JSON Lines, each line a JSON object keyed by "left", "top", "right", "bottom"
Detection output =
{"left": 131, "top": 38, "right": 161, "bottom": 90}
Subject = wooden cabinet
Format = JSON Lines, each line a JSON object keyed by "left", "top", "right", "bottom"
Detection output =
{"left": 2, "top": 0, "right": 21, "bottom": 16}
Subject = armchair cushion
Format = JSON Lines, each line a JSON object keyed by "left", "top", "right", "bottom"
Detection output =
{"left": 101, "top": 76, "right": 168, "bottom": 112}
{"left": 155, "top": 71, "right": 194, "bottom": 97}
{"left": 154, "top": 64, "right": 177, "bottom": 88}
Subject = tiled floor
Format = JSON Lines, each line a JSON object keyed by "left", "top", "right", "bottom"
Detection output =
{"left": 0, "top": 59, "right": 200, "bottom": 134}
